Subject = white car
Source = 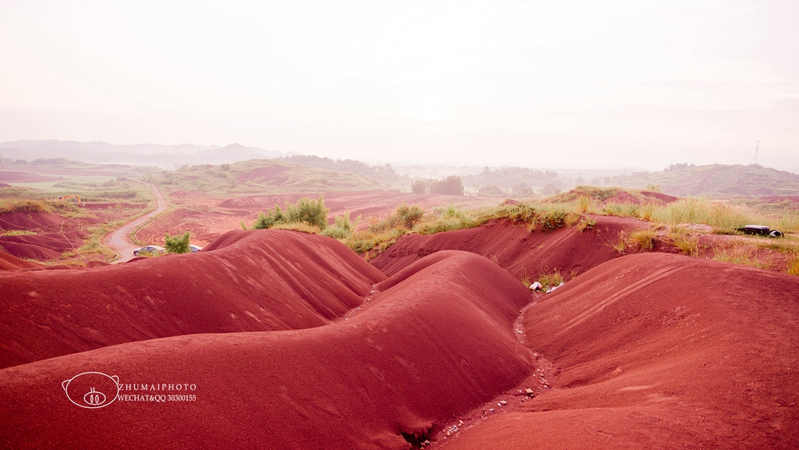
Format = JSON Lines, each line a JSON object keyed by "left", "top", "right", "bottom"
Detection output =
{"left": 189, "top": 245, "right": 203, "bottom": 253}
{"left": 133, "top": 245, "right": 165, "bottom": 256}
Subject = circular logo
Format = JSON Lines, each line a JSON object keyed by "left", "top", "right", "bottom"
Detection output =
{"left": 62, "top": 372, "right": 120, "bottom": 409}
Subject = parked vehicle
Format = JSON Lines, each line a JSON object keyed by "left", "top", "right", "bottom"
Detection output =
{"left": 133, "top": 245, "right": 165, "bottom": 256}
{"left": 737, "top": 225, "right": 784, "bottom": 238}
{"left": 189, "top": 245, "right": 203, "bottom": 253}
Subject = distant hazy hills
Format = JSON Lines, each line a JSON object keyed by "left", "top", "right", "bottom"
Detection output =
{"left": 147, "top": 159, "right": 380, "bottom": 195}
{"left": 3, "top": 140, "right": 798, "bottom": 197}
{"left": 610, "top": 163, "right": 799, "bottom": 197}
{"left": 0, "top": 140, "right": 286, "bottom": 168}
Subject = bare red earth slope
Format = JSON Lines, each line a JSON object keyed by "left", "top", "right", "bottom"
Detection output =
{"left": 0, "top": 252, "right": 38, "bottom": 271}
{"left": 372, "top": 216, "right": 647, "bottom": 279}
{"left": 0, "top": 211, "right": 88, "bottom": 261}
{"left": 442, "top": 253, "right": 799, "bottom": 450}
{"left": 0, "top": 230, "right": 384, "bottom": 368}
{"left": 0, "top": 251, "right": 535, "bottom": 450}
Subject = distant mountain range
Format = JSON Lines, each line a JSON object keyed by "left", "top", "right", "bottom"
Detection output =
{"left": 0, "top": 140, "right": 287, "bottom": 168}
{"left": 609, "top": 163, "right": 799, "bottom": 197}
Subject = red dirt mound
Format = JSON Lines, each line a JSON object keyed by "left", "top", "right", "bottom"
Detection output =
{"left": 0, "top": 251, "right": 535, "bottom": 449}
{"left": 0, "top": 240, "right": 61, "bottom": 260}
{"left": 0, "top": 211, "right": 65, "bottom": 230}
{"left": 602, "top": 191, "right": 641, "bottom": 204}
{"left": 0, "top": 252, "right": 39, "bottom": 271}
{"left": 641, "top": 190, "right": 679, "bottom": 203}
{"left": 371, "top": 216, "right": 648, "bottom": 280}
{"left": 440, "top": 253, "right": 799, "bottom": 449}
{"left": 0, "top": 231, "right": 84, "bottom": 260}
{"left": 0, "top": 230, "right": 385, "bottom": 369}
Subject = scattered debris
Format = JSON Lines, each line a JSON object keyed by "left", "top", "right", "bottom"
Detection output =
{"left": 524, "top": 388, "right": 535, "bottom": 397}
{"left": 546, "top": 282, "right": 564, "bottom": 294}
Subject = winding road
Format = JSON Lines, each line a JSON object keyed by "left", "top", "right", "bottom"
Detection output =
{"left": 104, "top": 183, "right": 168, "bottom": 263}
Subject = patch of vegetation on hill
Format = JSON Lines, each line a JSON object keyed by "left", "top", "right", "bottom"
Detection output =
{"left": 608, "top": 164, "right": 799, "bottom": 197}
{"left": 252, "top": 197, "right": 330, "bottom": 231}
{"left": 143, "top": 159, "right": 380, "bottom": 196}
{"left": 280, "top": 155, "right": 407, "bottom": 187}
{"left": 0, "top": 199, "right": 54, "bottom": 214}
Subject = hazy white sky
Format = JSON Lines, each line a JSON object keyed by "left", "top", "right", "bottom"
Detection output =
{"left": 1, "top": 0, "right": 797, "bottom": 170}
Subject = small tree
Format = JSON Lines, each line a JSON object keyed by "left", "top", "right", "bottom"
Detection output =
{"left": 411, "top": 179, "right": 427, "bottom": 194}
{"left": 478, "top": 184, "right": 504, "bottom": 197}
{"left": 541, "top": 182, "right": 561, "bottom": 196}
{"left": 165, "top": 231, "right": 191, "bottom": 254}
{"left": 321, "top": 213, "right": 360, "bottom": 239}
{"left": 429, "top": 175, "right": 464, "bottom": 195}
{"left": 512, "top": 182, "right": 534, "bottom": 198}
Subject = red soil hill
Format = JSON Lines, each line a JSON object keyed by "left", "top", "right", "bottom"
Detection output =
{"left": 0, "top": 251, "right": 535, "bottom": 450}
{"left": 441, "top": 253, "right": 799, "bottom": 449}
{"left": 0, "top": 251, "right": 39, "bottom": 271}
{"left": 372, "top": 216, "right": 648, "bottom": 280}
{"left": 0, "top": 210, "right": 65, "bottom": 230}
{"left": 0, "top": 230, "right": 384, "bottom": 369}
{"left": 0, "top": 231, "right": 84, "bottom": 260}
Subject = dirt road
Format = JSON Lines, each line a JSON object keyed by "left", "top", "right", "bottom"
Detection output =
{"left": 104, "top": 183, "right": 168, "bottom": 263}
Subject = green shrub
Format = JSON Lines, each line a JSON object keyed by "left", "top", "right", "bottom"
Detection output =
{"left": 253, "top": 197, "right": 329, "bottom": 230}
{"left": 253, "top": 207, "right": 281, "bottom": 229}
{"left": 541, "top": 209, "right": 567, "bottom": 231}
{"left": 627, "top": 228, "right": 656, "bottom": 251}
{"left": 577, "top": 195, "right": 591, "bottom": 213}
{"left": 322, "top": 213, "right": 360, "bottom": 239}
{"left": 577, "top": 216, "right": 597, "bottom": 231}
{"left": 165, "top": 231, "right": 191, "bottom": 254}
{"left": 370, "top": 203, "right": 424, "bottom": 232}
{"left": 537, "top": 271, "right": 564, "bottom": 290}
{"left": 501, "top": 203, "right": 538, "bottom": 226}
{"left": 669, "top": 227, "right": 700, "bottom": 256}
{"left": 288, "top": 197, "right": 329, "bottom": 229}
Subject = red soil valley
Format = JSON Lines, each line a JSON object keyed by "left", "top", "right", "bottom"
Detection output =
{"left": 0, "top": 220, "right": 797, "bottom": 449}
